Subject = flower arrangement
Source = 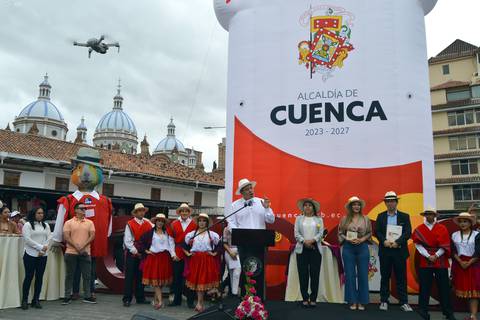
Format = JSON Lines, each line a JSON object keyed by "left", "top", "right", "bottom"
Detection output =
{"left": 234, "top": 271, "right": 269, "bottom": 320}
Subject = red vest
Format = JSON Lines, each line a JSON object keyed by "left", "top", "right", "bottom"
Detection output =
{"left": 127, "top": 219, "right": 152, "bottom": 241}
{"left": 58, "top": 193, "right": 112, "bottom": 257}
{"left": 412, "top": 223, "right": 451, "bottom": 268}
{"left": 171, "top": 219, "right": 197, "bottom": 260}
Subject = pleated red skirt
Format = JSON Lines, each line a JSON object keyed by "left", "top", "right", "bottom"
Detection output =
{"left": 142, "top": 251, "right": 173, "bottom": 286}
{"left": 451, "top": 255, "right": 480, "bottom": 298}
{"left": 185, "top": 252, "right": 220, "bottom": 291}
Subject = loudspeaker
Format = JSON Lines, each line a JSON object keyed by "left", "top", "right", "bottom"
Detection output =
{"left": 131, "top": 312, "right": 177, "bottom": 320}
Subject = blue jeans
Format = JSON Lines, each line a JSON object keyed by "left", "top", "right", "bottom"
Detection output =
{"left": 342, "top": 242, "right": 370, "bottom": 304}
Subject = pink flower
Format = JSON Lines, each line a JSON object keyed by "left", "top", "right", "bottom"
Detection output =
{"left": 245, "top": 271, "right": 254, "bottom": 277}
{"left": 248, "top": 279, "right": 257, "bottom": 285}
{"left": 253, "top": 296, "right": 262, "bottom": 303}
{"left": 235, "top": 308, "right": 246, "bottom": 319}
{"left": 252, "top": 310, "right": 261, "bottom": 320}
{"left": 249, "top": 287, "right": 257, "bottom": 294}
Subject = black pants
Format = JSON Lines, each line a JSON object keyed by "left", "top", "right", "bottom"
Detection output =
{"left": 123, "top": 252, "right": 145, "bottom": 303}
{"left": 379, "top": 253, "right": 408, "bottom": 304}
{"left": 22, "top": 253, "right": 47, "bottom": 303}
{"left": 418, "top": 268, "right": 454, "bottom": 317}
{"left": 172, "top": 259, "right": 194, "bottom": 305}
{"left": 296, "top": 246, "right": 322, "bottom": 302}
{"left": 73, "top": 257, "right": 96, "bottom": 295}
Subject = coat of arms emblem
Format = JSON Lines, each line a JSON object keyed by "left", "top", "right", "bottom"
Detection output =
{"left": 298, "top": 6, "right": 355, "bottom": 81}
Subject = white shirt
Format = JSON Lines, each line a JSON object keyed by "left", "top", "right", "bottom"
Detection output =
{"left": 452, "top": 230, "right": 479, "bottom": 257}
{"left": 228, "top": 197, "right": 275, "bottom": 230}
{"left": 23, "top": 221, "right": 52, "bottom": 257}
{"left": 178, "top": 217, "right": 193, "bottom": 232}
{"left": 415, "top": 218, "right": 445, "bottom": 258}
{"left": 302, "top": 217, "right": 317, "bottom": 241}
{"left": 52, "top": 190, "right": 112, "bottom": 242}
{"left": 123, "top": 217, "right": 153, "bottom": 255}
{"left": 149, "top": 232, "right": 176, "bottom": 257}
{"left": 185, "top": 230, "right": 219, "bottom": 253}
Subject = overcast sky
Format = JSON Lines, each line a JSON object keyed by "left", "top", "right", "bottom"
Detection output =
{"left": 0, "top": 0, "right": 478, "bottom": 172}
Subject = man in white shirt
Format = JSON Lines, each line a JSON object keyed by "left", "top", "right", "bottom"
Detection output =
{"left": 229, "top": 178, "right": 275, "bottom": 230}
{"left": 228, "top": 178, "right": 275, "bottom": 299}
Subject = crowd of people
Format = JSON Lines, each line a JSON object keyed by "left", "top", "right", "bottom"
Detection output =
{"left": 0, "top": 180, "right": 480, "bottom": 319}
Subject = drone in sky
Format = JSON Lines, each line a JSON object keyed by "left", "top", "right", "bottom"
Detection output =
{"left": 73, "top": 35, "right": 120, "bottom": 58}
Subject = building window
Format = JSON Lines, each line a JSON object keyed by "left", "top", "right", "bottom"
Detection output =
{"left": 151, "top": 188, "right": 161, "bottom": 201}
{"left": 446, "top": 88, "right": 471, "bottom": 102}
{"left": 449, "top": 135, "right": 478, "bottom": 151}
{"left": 442, "top": 64, "right": 450, "bottom": 75}
{"left": 453, "top": 184, "right": 480, "bottom": 202}
{"left": 472, "top": 85, "right": 480, "bottom": 99}
{"left": 194, "top": 191, "right": 202, "bottom": 207}
{"left": 3, "top": 171, "right": 20, "bottom": 186}
{"left": 51, "top": 130, "right": 57, "bottom": 137}
{"left": 55, "top": 177, "right": 69, "bottom": 191}
{"left": 103, "top": 183, "right": 114, "bottom": 197}
{"left": 451, "top": 159, "right": 479, "bottom": 175}
{"left": 448, "top": 109, "right": 476, "bottom": 126}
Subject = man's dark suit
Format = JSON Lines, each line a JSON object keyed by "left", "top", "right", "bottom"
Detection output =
{"left": 375, "top": 210, "right": 412, "bottom": 305}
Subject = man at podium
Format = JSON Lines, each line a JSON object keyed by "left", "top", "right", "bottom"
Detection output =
{"left": 229, "top": 178, "right": 275, "bottom": 230}
{"left": 228, "top": 178, "right": 275, "bottom": 299}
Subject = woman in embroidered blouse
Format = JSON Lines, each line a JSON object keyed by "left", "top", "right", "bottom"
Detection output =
{"left": 338, "top": 196, "right": 372, "bottom": 311}
{"left": 139, "top": 213, "right": 178, "bottom": 309}
{"left": 451, "top": 212, "right": 479, "bottom": 320}
{"left": 21, "top": 207, "right": 52, "bottom": 310}
{"left": 293, "top": 198, "right": 324, "bottom": 308}
{"left": 0, "top": 206, "right": 20, "bottom": 235}
{"left": 184, "top": 213, "right": 220, "bottom": 312}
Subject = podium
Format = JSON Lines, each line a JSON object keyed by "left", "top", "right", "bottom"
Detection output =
{"left": 231, "top": 228, "right": 275, "bottom": 300}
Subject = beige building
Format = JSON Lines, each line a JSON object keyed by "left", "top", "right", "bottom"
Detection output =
{"left": 430, "top": 39, "right": 480, "bottom": 211}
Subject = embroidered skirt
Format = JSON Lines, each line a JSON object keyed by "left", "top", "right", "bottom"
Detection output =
{"left": 451, "top": 255, "right": 480, "bottom": 298}
{"left": 185, "top": 252, "right": 220, "bottom": 291}
{"left": 142, "top": 251, "right": 173, "bottom": 286}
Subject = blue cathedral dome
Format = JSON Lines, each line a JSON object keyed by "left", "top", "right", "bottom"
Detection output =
{"left": 18, "top": 100, "right": 64, "bottom": 121}
{"left": 154, "top": 118, "right": 186, "bottom": 153}
{"left": 95, "top": 87, "right": 137, "bottom": 136}
{"left": 95, "top": 107, "right": 137, "bottom": 135}
{"left": 17, "top": 75, "right": 65, "bottom": 122}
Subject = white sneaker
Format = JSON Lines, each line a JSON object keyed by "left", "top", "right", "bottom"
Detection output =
{"left": 400, "top": 304, "right": 413, "bottom": 312}
{"left": 379, "top": 302, "right": 388, "bottom": 311}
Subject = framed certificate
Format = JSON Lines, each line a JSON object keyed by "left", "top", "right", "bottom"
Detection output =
{"left": 386, "top": 225, "right": 402, "bottom": 242}
{"left": 346, "top": 231, "right": 358, "bottom": 241}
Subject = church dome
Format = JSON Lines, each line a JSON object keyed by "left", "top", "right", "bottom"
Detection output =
{"left": 154, "top": 118, "right": 186, "bottom": 153}
{"left": 13, "top": 74, "right": 68, "bottom": 140}
{"left": 93, "top": 82, "right": 138, "bottom": 154}
{"left": 18, "top": 100, "right": 64, "bottom": 121}
{"left": 17, "top": 75, "right": 65, "bottom": 123}
{"left": 94, "top": 86, "right": 137, "bottom": 136}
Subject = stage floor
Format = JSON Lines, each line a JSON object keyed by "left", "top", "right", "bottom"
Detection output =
{"left": 191, "top": 298, "right": 425, "bottom": 320}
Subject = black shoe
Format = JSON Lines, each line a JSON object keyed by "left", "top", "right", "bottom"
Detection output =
{"left": 123, "top": 301, "right": 131, "bottom": 307}
{"left": 83, "top": 297, "right": 97, "bottom": 304}
{"left": 301, "top": 301, "right": 309, "bottom": 308}
{"left": 21, "top": 301, "right": 28, "bottom": 310}
{"left": 187, "top": 301, "right": 195, "bottom": 309}
{"left": 61, "top": 298, "right": 71, "bottom": 305}
{"left": 136, "top": 300, "right": 150, "bottom": 305}
{"left": 168, "top": 301, "right": 181, "bottom": 307}
{"left": 31, "top": 301, "right": 42, "bottom": 309}
{"left": 309, "top": 302, "right": 317, "bottom": 308}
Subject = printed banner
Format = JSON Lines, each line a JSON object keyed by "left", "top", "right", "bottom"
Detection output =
{"left": 215, "top": 0, "right": 437, "bottom": 299}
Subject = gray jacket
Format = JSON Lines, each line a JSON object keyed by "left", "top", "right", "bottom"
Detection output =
{"left": 294, "top": 215, "right": 324, "bottom": 254}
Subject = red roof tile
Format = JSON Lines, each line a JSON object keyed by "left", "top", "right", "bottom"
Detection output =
{"left": 0, "top": 130, "right": 224, "bottom": 187}
{"left": 430, "top": 80, "right": 470, "bottom": 91}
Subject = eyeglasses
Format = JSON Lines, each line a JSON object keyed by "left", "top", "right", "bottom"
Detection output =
{"left": 77, "top": 207, "right": 86, "bottom": 211}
